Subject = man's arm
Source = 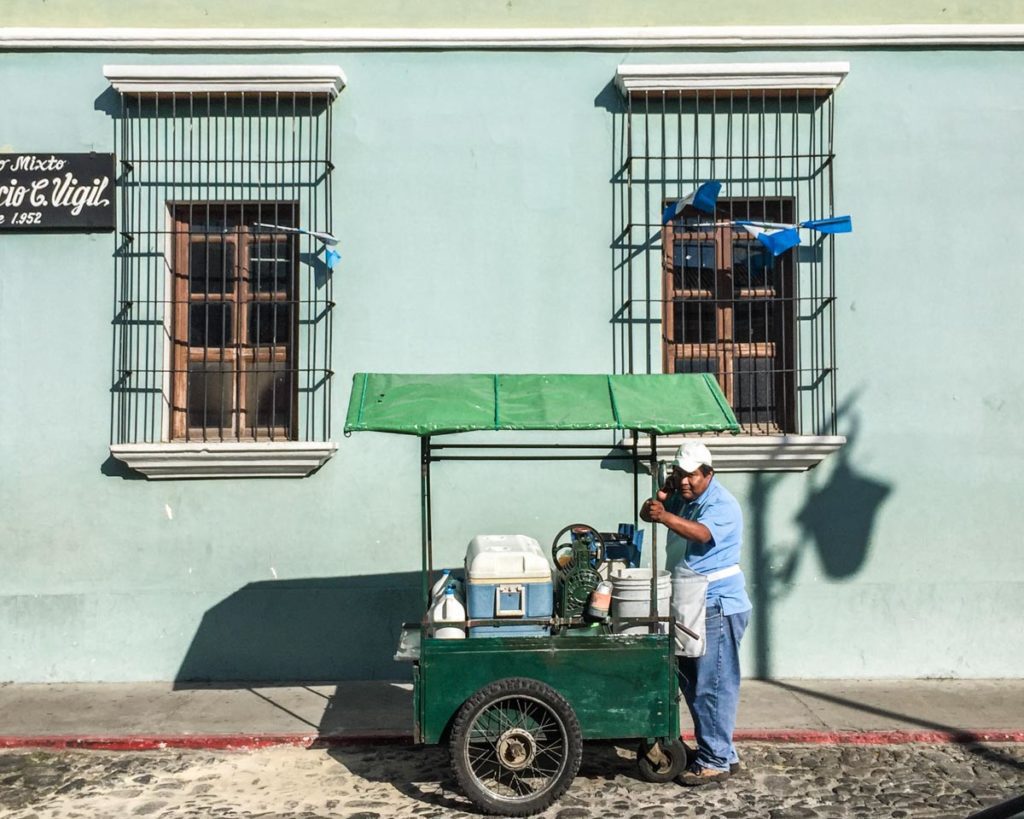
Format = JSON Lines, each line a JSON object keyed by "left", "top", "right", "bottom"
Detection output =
{"left": 640, "top": 498, "right": 712, "bottom": 544}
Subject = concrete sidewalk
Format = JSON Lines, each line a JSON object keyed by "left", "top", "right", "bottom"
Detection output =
{"left": 1, "top": 679, "right": 1022, "bottom": 750}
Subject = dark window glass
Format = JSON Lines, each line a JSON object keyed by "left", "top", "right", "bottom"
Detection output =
{"left": 187, "top": 206, "right": 239, "bottom": 232}
{"left": 733, "top": 357, "right": 775, "bottom": 426}
{"left": 673, "top": 301, "right": 716, "bottom": 344}
{"left": 733, "top": 300, "right": 771, "bottom": 344}
{"left": 732, "top": 242, "right": 775, "bottom": 289}
{"left": 675, "top": 357, "right": 718, "bottom": 376}
{"left": 187, "top": 362, "right": 234, "bottom": 431}
{"left": 244, "top": 206, "right": 295, "bottom": 231}
{"left": 245, "top": 361, "right": 292, "bottom": 430}
{"left": 673, "top": 242, "right": 714, "bottom": 288}
{"left": 674, "top": 241, "right": 717, "bottom": 272}
{"left": 189, "top": 303, "right": 233, "bottom": 347}
{"left": 248, "top": 302, "right": 292, "bottom": 346}
{"left": 249, "top": 239, "right": 292, "bottom": 293}
{"left": 189, "top": 240, "right": 235, "bottom": 294}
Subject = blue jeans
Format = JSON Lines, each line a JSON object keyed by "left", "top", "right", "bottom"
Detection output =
{"left": 677, "top": 602, "right": 751, "bottom": 771}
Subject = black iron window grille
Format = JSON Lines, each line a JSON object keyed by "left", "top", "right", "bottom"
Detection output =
{"left": 111, "top": 91, "right": 335, "bottom": 444}
{"left": 615, "top": 86, "right": 839, "bottom": 436}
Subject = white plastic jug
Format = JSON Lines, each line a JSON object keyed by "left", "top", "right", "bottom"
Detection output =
{"left": 431, "top": 569, "right": 465, "bottom": 604}
{"left": 430, "top": 587, "right": 467, "bottom": 639}
{"left": 431, "top": 569, "right": 453, "bottom": 600}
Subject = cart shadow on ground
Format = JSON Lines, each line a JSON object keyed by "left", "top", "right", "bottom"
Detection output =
{"left": 326, "top": 740, "right": 652, "bottom": 814}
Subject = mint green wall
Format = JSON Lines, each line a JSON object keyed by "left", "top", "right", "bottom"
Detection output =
{"left": 1, "top": 47, "right": 1022, "bottom": 681}
{"left": 3, "top": 0, "right": 1022, "bottom": 27}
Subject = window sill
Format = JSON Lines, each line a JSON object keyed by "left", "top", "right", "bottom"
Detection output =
{"left": 614, "top": 62, "right": 849, "bottom": 95}
{"left": 619, "top": 434, "right": 846, "bottom": 473}
{"left": 109, "top": 442, "right": 337, "bottom": 479}
{"left": 103, "top": 64, "right": 346, "bottom": 97}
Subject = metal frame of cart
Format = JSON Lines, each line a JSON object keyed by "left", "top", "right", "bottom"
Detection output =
{"left": 344, "top": 372, "right": 740, "bottom": 816}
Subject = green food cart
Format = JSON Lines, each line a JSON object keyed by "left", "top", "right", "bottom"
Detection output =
{"left": 344, "top": 372, "right": 740, "bottom": 816}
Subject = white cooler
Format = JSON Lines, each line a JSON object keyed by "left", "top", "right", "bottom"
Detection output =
{"left": 464, "top": 534, "right": 553, "bottom": 637}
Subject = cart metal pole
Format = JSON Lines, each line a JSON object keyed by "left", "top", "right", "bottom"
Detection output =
{"left": 420, "top": 435, "right": 434, "bottom": 610}
{"left": 426, "top": 437, "right": 434, "bottom": 582}
{"left": 649, "top": 433, "right": 658, "bottom": 633}
{"left": 632, "top": 432, "right": 640, "bottom": 531}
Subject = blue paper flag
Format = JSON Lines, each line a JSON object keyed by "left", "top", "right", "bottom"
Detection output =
{"left": 325, "top": 248, "right": 342, "bottom": 270}
{"left": 759, "top": 227, "right": 801, "bottom": 256}
{"left": 662, "top": 180, "right": 722, "bottom": 224}
{"left": 800, "top": 215, "right": 853, "bottom": 234}
{"left": 738, "top": 223, "right": 801, "bottom": 256}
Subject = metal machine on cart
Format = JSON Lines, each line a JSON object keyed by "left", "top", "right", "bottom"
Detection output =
{"left": 344, "top": 372, "right": 740, "bottom": 816}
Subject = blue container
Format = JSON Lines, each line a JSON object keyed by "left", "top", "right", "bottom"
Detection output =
{"left": 466, "top": 579, "right": 554, "bottom": 637}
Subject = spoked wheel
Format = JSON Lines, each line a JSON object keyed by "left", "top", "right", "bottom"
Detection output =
{"left": 636, "top": 737, "right": 689, "bottom": 783}
{"left": 450, "top": 677, "right": 583, "bottom": 816}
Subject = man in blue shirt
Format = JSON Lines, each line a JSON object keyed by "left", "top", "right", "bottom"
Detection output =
{"left": 641, "top": 441, "right": 751, "bottom": 785}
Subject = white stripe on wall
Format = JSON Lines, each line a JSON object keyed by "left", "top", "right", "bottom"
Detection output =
{"left": 2, "top": 24, "right": 1024, "bottom": 50}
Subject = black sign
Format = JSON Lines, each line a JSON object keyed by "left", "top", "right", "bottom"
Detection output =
{"left": 0, "top": 153, "right": 115, "bottom": 231}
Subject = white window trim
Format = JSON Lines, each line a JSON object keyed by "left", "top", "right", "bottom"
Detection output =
{"left": 621, "top": 435, "right": 847, "bottom": 473}
{"left": 103, "top": 64, "right": 346, "bottom": 97}
{"left": 6, "top": 25, "right": 1024, "bottom": 50}
{"left": 110, "top": 442, "right": 337, "bottom": 479}
{"left": 615, "top": 62, "right": 849, "bottom": 95}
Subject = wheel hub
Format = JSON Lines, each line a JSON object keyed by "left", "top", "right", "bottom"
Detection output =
{"left": 497, "top": 728, "right": 537, "bottom": 771}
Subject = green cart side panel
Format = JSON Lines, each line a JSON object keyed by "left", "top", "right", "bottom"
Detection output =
{"left": 417, "top": 633, "right": 680, "bottom": 745}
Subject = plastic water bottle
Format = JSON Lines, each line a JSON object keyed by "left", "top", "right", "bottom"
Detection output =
{"left": 431, "top": 587, "right": 467, "bottom": 639}
{"left": 431, "top": 569, "right": 465, "bottom": 602}
{"left": 431, "top": 569, "right": 454, "bottom": 601}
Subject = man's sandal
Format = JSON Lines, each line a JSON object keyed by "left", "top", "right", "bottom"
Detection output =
{"left": 676, "top": 764, "right": 732, "bottom": 786}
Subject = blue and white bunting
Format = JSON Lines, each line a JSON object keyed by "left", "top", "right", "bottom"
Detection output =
{"left": 733, "top": 213, "right": 853, "bottom": 255}
{"left": 661, "top": 180, "right": 851, "bottom": 254}
{"left": 662, "top": 180, "right": 722, "bottom": 224}
{"left": 325, "top": 248, "right": 342, "bottom": 270}
{"left": 253, "top": 222, "right": 339, "bottom": 246}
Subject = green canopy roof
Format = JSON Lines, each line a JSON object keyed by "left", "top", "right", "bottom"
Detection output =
{"left": 344, "top": 373, "right": 740, "bottom": 436}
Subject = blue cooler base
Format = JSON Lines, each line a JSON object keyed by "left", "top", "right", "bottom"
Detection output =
{"left": 469, "top": 624, "right": 550, "bottom": 638}
{"left": 467, "top": 579, "right": 553, "bottom": 638}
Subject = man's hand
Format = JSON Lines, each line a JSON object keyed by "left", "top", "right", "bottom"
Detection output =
{"left": 640, "top": 498, "right": 667, "bottom": 523}
{"left": 647, "top": 499, "right": 667, "bottom": 521}
{"left": 640, "top": 496, "right": 713, "bottom": 544}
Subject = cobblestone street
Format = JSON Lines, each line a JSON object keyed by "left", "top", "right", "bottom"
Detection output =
{"left": 2, "top": 742, "right": 1022, "bottom": 818}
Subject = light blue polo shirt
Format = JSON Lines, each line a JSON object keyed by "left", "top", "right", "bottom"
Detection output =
{"left": 666, "top": 476, "right": 752, "bottom": 616}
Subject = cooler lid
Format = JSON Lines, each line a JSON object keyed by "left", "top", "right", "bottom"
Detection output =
{"left": 465, "top": 535, "right": 553, "bottom": 581}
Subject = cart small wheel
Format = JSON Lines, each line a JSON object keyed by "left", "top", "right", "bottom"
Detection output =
{"left": 636, "top": 738, "right": 689, "bottom": 783}
{"left": 450, "top": 677, "right": 583, "bottom": 816}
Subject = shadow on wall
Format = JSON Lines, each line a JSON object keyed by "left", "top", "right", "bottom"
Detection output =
{"left": 173, "top": 447, "right": 663, "bottom": 688}
{"left": 748, "top": 395, "right": 893, "bottom": 678}
{"left": 794, "top": 412, "right": 890, "bottom": 579}
{"left": 173, "top": 572, "right": 423, "bottom": 688}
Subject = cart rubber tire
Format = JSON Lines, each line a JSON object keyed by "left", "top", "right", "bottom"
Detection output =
{"left": 450, "top": 677, "right": 583, "bottom": 817}
{"left": 636, "top": 738, "right": 689, "bottom": 783}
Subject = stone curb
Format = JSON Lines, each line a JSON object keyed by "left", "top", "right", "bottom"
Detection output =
{"left": 3, "top": 729, "right": 1024, "bottom": 751}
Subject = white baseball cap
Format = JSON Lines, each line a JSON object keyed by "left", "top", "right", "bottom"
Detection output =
{"left": 673, "top": 441, "right": 713, "bottom": 473}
